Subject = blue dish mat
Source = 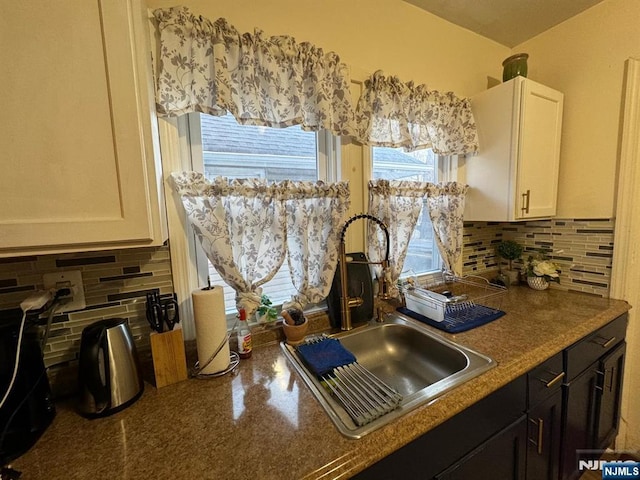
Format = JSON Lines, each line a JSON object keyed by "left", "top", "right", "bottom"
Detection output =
{"left": 296, "top": 338, "right": 356, "bottom": 377}
{"left": 397, "top": 304, "right": 506, "bottom": 333}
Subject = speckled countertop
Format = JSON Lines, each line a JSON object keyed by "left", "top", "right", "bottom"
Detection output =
{"left": 11, "top": 288, "right": 630, "bottom": 480}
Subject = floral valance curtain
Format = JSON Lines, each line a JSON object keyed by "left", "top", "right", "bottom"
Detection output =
{"left": 356, "top": 71, "right": 479, "bottom": 155}
{"left": 425, "top": 182, "right": 469, "bottom": 276}
{"left": 171, "top": 172, "right": 350, "bottom": 314}
{"left": 153, "top": 7, "right": 357, "bottom": 137}
{"left": 367, "top": 180, "right": 430, "bottom": 297}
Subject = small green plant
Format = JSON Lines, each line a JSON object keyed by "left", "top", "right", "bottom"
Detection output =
{"left": 256, "top": 294, "right": 278, "bottom": 322}
{"left": 496, "top": 240, "right": 524, "bottom": 271}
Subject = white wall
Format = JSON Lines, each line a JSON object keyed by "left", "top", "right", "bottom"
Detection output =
{"left": 514, "top": 0, "right": 640, "bottom": 219}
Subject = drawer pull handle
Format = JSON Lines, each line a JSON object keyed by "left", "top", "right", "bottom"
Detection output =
{"left": 538, "top": 371, "right": 564, "bottom": 388}
{"left": 592, "top": 336, "right": 617, "bottom": 348}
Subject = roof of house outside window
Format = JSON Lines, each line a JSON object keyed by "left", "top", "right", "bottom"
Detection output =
{"left": 200, "top": 113, "right": 435, "bottom": 182}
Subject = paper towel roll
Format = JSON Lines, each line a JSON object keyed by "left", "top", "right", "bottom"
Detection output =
{"left": 192, "top": 285, "right": 231, "bottom": 374}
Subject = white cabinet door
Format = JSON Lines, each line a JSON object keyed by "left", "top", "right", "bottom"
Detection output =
{"left": 464, "top": 77, "right": 563, "bottom": 222}
{"left": 517, "top": 81, "right": 564, "bottom": 219}
{"left": 0, "top": 0, "right": 164, "bottom": 256}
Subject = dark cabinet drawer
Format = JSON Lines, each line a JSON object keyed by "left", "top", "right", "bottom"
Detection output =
{"left": 528, "top": 351, "right": 564, "bottom": 408}
{"left": 564, "top": 314, "right": 627, "bottom": 381}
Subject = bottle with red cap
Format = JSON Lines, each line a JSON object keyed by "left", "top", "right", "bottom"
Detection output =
{"left": 236, "top": 308, "right": 252, "bottom": 359}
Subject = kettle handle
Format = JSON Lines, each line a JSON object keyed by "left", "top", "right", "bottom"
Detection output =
{"left": 79, "top": 326, "right": 110, "bottom": 413}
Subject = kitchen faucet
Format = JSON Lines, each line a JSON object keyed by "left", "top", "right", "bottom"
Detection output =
{"left": 338, "top": 213, "right": 392, "bottom": 331}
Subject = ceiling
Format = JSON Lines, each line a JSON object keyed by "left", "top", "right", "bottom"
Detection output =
{"left": 403, "top": 0, "right": 605, "bottom": 47}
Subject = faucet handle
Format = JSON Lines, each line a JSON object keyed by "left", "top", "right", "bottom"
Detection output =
{"left": 377, "top": 267, "right": 394, "bottom": 300}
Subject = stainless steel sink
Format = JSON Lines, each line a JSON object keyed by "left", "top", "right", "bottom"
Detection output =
{"left": 281, "top": 312, "right": 495, "bottom": 438}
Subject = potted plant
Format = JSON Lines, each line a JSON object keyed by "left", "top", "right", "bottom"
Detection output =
{"left": 255, "top": 294, "right": 278, "bottom": 324}
{"left": 496, "top": 240, "right": 524, "bottom": 285}
{"left": 522, "top": 251, "right": 561, "bottom": 290}
{"left": 281, "top": 308, "right": 308, "bottom": 345}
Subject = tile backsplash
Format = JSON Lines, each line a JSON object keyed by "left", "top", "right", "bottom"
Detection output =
{"left": 462, "top": 218, "right": 615, "bottom": 297}
{"left": 0, "top": 218, "right": 615, "bottom": 397}
{"left": 0, "top": 245, "right": 174, "bottom": 395}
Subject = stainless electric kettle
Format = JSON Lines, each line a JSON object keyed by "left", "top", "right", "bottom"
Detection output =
{"left": 78, "top": 318, "right": 143, "bottom": 417}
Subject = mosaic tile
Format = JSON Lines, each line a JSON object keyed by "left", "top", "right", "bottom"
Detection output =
{"left": 462, "top": 218, "right": 614, "bottom": 297}
{"left": 0, "top": 245, "right": 174, "bottom": 376}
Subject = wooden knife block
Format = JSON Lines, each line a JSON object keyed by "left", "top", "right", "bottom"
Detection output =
{"left": 150, "top": 328, "right": 188, "bottom": 388}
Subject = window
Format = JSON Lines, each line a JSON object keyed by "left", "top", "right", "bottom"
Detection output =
{"left": 371, "top": 147, "right": 443, "bottom": 276}
{"left": 187, "top": 113, "right": 335, "bottom": 315}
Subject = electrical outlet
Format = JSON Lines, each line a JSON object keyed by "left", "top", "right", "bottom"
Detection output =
{"left": 43, "top": 270, "right": 86, "bottom": 313}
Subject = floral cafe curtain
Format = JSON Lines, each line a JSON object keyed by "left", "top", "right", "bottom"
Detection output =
{"left": 283, "top": 182, "right": 350, "bottom": 310}
{"left": 356, "top": 71, "right": 479, "bottom": 155}
{"left": 153, "top": 7, "right": 357, "bottom": 137}
{"left": 367, "top": 179, "right": 430, "bottom": 297}
{"left": 425, "top": 182, "right": 469, "bottom": 276}
{"left": 171, "top": 172, "right": 350, "bottom": 314}
{"left": 171, "top": 173, "right": 286, "bottom": 314}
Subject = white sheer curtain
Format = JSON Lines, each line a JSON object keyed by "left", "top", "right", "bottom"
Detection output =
{"left": 172, "top": 172, "right": 350, "bottom": 314}
{"left": 153, "top": 7, "right": 356, "bottom": 137}
{"left": 367, "top": 180, "right": 430, "bottom": 297}
{"left": 426, "top": 182, "right": 469, "bottom": 276}
{"left": 171, "top": 173, "right": 286, "bottom": 314}
{"left": 356, "top": 70, "right": 479, "bottom": 155}
{"left": 283, "top": 182, "right": 350, "bottom": 310}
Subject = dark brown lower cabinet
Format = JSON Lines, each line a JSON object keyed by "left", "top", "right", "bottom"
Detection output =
{"left": 526, "top": 389, "right": 562, "bottom": 480}
{"left": 560, "top": 329, "right": 627, "bottom": 480}
{"left": 594, "top": 342, "right": 626, "bottom": 449}
{"left": 435, "top": 415, "right": 527, "bottom": 480}
{"left": 353, "top": 377, "right": 527, "bottom": 480}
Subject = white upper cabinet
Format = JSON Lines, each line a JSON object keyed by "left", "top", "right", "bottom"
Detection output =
{"left": 464, "top": 77, "right": 564, "bottom": 222}
{"left": 0, "top": 0, "right": 166, "bottom": 257}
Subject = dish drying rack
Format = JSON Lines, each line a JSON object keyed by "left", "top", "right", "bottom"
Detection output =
{"left": 297, "top": 336, "right": 402, "bottom": 427}
{"left": 401, "top": 273, "right": 506, "bottom": 325}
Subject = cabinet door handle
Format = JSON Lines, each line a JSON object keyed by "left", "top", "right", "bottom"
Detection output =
{"left": 539, "top": 371, "right": 565, "bottom": 389}
{"left": 528, "top": 418, "right": 544, "bottom": 455}
{"left": 595, "top": 369, "right": 605, "bottom": 392}
{"left": 521, "top": 189, "right": 531, "bottom": 214}
{"left": 606, "top": 367, "right": 614, "bottom": 392}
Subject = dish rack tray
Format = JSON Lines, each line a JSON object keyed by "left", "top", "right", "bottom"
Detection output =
{"left": 297, "top": 336, "right": 402, "bottom": 427}
{"left": 401, "top": 273, "right": 506, "bottom": 326}
{"left": 320, "top": 362, "right": 402, "bottom": 427}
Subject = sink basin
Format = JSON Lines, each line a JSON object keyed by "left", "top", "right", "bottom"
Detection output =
{"left": 281, "top": 312, "right": 495, "bottom": 438}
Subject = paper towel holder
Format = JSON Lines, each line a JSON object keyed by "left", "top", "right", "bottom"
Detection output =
{"left": 190, "top": 332, "right": 239, "bottom": 378}
{"left": 190, "top": 278, "right": 240, "bottom": 379}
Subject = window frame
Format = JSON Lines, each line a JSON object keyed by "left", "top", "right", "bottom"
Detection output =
{"left": 369, "top": 146, "right": 459, "bottom": 284}
{"left": 159, "top": 110, "right": 458, "bottom": 337}
{"left": 167, "top": 113, "right": 340, "bottom": 327}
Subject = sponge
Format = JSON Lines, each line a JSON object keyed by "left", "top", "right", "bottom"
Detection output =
{"left": 296, "top": 338, "right": 356, "bottom": 377}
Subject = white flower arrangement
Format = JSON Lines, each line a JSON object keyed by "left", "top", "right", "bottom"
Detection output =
{"left": 522, "top": 252, "right": 561, "bottom": 283}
